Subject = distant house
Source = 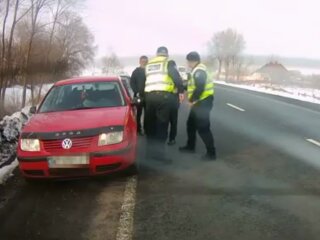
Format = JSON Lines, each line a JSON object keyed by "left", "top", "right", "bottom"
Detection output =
{"left": 252, "top": 62, "right": 290, "bottom": 83}
{"left": 244, "top": 72, "right": 270, "bottom": 81}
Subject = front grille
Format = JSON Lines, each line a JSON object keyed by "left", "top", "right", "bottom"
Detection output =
{"left": 42, "top": 136, "right": 94, "bottom": 152}
{"left": 49, "top": 168, "right": 90, "bottom": 176}
{"left": 24, "top": 170, "right": 45, "bottom": 176}
{"left": 96, "top": 163, "right": 121, "bottom": 172}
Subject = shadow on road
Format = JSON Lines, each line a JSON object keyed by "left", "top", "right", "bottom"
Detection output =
{"left": 0, "top": 169, "right": 129, "bottom": 240}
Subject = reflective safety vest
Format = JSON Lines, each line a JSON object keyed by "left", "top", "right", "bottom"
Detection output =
{"left": 188, "top": 63, "right": 214, "bottom": 101}
{"left": 145, "top": 56, "right": 175, "bottom": 93}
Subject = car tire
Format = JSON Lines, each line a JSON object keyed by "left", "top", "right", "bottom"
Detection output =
{"left": 24, "top": 178, "right": 48, "bottom": 185}
{"left": 125, "top": 163, "right": 139, "bottom": 176}
{"left": 24, "top": 178, "right": 40, "bottom": 185}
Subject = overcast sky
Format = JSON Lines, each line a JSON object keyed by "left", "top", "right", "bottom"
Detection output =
{"left": 82, "top": 0, "right": 320, "bottom": 59}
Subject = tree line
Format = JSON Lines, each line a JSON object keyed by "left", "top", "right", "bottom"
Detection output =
{"left": 0, "top": 0, "right": 95, "bottom": 114}
{"left": 207, "top": 28, "right": 247, "bottom": 81}
{"left": 100, "top": 29, "right": 247, "bottom": 81}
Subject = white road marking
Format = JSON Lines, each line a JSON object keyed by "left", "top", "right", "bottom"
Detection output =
{"left": 306, "top": 139, "right": 320, "bottom": 148}
{"left": 227, "top": 103, "right": 245, "bottom": 112}
{"left": 116, "top": 175, "right": 138, "bottom": 240}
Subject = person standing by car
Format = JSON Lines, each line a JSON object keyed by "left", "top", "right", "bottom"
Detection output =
{"left": 144, "top": 46, "right": 184, "bottom": 163}
{"left": 130, "top": 56, "right": 148, "bottom": 135}
{"left": 179, "top": 51, "right": 216, "bottom": 160}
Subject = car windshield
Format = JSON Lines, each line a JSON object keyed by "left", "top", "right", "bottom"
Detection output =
{"left": 39, "top": 81, "right": 125, "bottom": 113}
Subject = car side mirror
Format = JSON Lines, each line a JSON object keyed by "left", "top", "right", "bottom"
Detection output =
{"left": 131, "top": 97, "right": 142, "bottom": 106}
{"left": 29, "top": 106, "right": 37, "bottom": 114}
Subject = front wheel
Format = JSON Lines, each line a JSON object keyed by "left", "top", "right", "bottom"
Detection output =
{"left": 24, "top": 177, "right": 46, "bottom": 185}
{"left": 125, "top": 162, "right": 139, "bottom": 176}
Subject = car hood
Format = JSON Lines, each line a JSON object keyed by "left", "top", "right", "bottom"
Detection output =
{"left": 23, "top": 107, "right": 129, "bottom": 133}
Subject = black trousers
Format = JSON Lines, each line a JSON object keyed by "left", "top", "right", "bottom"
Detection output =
{"left": 145, "top": 91, "right": 173, "bottom": 158}
{"left": 169, "top": 94, "right": 179, "bottom": 141}
{"left": 134, "top": 93, "right": 144, "bottom": 132}
{"left": 136, "top": 103, "right": 144, "bottom": 132}
{"left": 186, "top": 96, "right": 216, "bottom": 154}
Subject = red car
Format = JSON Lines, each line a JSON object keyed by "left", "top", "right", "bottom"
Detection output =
{"left": 17, "top": 76, "right": 138, "bottom": 179}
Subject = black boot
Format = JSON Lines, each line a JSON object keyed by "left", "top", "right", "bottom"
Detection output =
{"left": 201, "top": 152, "right": 217, "bottom": 161}
{"left": 137, "top": 128, "right": 145, "bottom": 136}
{"left": 179, "top": 145, "right": 195, "bottom": 153}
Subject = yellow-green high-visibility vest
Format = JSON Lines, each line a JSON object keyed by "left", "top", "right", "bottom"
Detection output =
{"left": 145, "top": 56, "right": 175, "bottom": 93}
{"left": 188, "top": 63, "right": 214, "bottom": 101}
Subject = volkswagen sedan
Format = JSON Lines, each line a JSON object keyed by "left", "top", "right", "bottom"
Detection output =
{"left": 17, "top": 76, "right": 138, "bottom": 179}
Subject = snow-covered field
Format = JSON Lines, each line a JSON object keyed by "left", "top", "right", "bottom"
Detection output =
{"left": 4, "top": 84, "right": 52, "bottom": 110}
{"left": 288, "top": 67, "right": 320, "bottom": 76}
{"left": 0, "top": 159, "right": 18, "bottom": 184}
{"left": 81, "top": 67, "right": 132, "bottom": 77}
{"left": 0, "top": 107, "right": 33, "bottom": 184}
{"left": 216, "top": 80, "right": 320, "bottom": 105}
{"left": 5, "top": 86, "right": 31, "bottom": 107}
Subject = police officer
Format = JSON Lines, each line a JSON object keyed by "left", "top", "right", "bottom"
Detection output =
{"left": 130, "top": 55, "right": 148, "bottom": 135}
{"left": 144, "top": 46, "right": 184, "bottom": 163}
{"left": 179, "top": 51, "right": 216, "bottom": 160}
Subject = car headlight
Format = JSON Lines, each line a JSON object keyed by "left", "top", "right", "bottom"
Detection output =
{"left": 20, "top": 139, "right": 40, "bottom": 152}
{"left": 98, "top": 131, "right": 123, "bottom": 146}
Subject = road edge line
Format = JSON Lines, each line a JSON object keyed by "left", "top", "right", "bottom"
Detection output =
{"left": 115, "top": 175, "right": 138, "bottom": 240}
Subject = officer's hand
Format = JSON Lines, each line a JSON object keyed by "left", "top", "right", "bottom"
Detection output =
{"left": 179, "top": 93, "right": 185, "bottom": 103}
{"left": 188, "top": 101, "right": 194, "bottom": 107}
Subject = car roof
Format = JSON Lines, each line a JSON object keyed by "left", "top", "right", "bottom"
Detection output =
{"left": 54, "top": 76, "right": 121, "bottom": 86}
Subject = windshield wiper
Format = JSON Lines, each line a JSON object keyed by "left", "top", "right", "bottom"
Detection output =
{"left": 69, "top": 106, "right": 96, "bottom": 111}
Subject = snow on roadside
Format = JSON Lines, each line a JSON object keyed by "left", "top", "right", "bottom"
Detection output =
{"left": 0, "top": 159, "right": 18, "bottom": 184}
{"left": 0, "top": 107, "right": 31, "bottom": 143}
{"left": 0, "top": 84, "right": 51, "bottom": 184}
{"left": 0, "top": 107, "right": 33, "bottom": 184}
{"left": 215, "top": 80, "right": 320, "bottom": 105}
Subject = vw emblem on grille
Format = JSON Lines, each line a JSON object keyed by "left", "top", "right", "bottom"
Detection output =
{"left": 62, "top": 138, "right": 72, "bottom": 149}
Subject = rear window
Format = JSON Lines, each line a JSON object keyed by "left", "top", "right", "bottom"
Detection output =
{"left": 121, "top": 76, "right": 134, "bottom": 99}
{"left": 39, "top": 81, "right": 125, "bottom": 113}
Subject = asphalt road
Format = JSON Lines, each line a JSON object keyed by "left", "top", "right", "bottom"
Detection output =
{"left": 1, "top": 84, "right": 320, "bottom": 240}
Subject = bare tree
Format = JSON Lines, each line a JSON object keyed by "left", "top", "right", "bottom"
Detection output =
{"left": 0, "top": 0, "right": 10, "bottom": 109}
{"left": 1, "top": 0, "right": 10, "bottom": 69}
{"left": 268, "top": 55, "right": 281, "bottom": 63}
{"left": 203, "top": 55, "right": 217, "bottom": 72}
{"left": 21, "top": 0, "right": 54, "bottom": 107}
{"left": 1, "top": 0, "right": 31, "bottom": 105}
{"left": 208, "top": 28, "right": 245, "bottom": 81}
{"left": 101, "top": 52, "right": 123, "bottom": 75}
{"left": 55, "top": 11, "right": 95, "bottom": 76}
{"left": 231, "top": 56, "right": 244, "bottom": 81}
{"left": 0, "top": 0, "right": 94, "bottom": 115}
{"left": 37, "top": 0, "right": 80, "bottom": 101}
{"left": 44, "top": 0, "right": 81, "bottom": 72}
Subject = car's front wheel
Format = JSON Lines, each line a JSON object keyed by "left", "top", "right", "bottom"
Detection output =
{"left": 125, "top": 162, "right": 139, "bottom": 176}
